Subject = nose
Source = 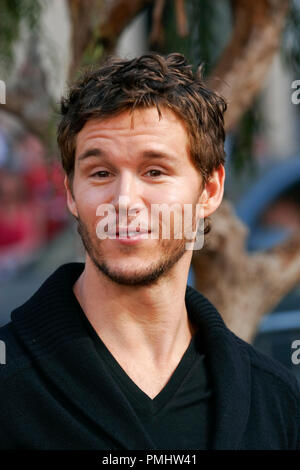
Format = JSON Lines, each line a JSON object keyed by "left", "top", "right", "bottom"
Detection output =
{"left": 112, "top": 170, "right": 146, "bottom": 223}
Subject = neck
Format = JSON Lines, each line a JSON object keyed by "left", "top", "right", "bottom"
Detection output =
{"left": 73, "top": 255, "right": 197, "bottom": 367}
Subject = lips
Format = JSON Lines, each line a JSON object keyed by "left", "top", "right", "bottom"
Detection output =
{"left": 116, "top": 228, "right": 150, "bottom": 235}
{"left": 112, "top": 227, "right": 151, "bottom": 244}
{"left": 115, "top": 230, "right": 151, "bottom": 239}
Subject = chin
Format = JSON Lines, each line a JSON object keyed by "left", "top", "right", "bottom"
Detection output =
{"left": 103, "top": 263, "right": 150, "bottom": 278}
{"left": 91, "top": 257, "right": 167, "bottom": 286}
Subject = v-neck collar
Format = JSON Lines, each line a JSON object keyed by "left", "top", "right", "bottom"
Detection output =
{"left": 82, "top": 310, "right": 201, "bottom": 415}
{"left": 10, "top": 262, "right": 251, "bottom": 450}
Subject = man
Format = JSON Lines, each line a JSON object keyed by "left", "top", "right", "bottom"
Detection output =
{"left": 0, "top": 53, "right": 299, "bottom": 450}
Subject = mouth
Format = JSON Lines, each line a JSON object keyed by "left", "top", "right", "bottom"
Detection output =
{"left": 105, "top": 227, "right": 151, "bottom": 244}
{"left": 115, "top": 229, "right": 151, "bottom": 238}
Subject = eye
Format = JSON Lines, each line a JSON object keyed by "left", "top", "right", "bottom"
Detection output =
{"left": 146, "top": 169, "right": 164, "bottom": 178}
{"left": 91, "top": 170, "right": 111, "bottom": 178}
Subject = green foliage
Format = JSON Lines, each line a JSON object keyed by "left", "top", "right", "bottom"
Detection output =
{"left": 188, "top": 0, "right": 231, "bottom": 76}
{"left": 230, "top": 103, "right": 263, "bottom": 176}
{"left": 0, "top": 0, "right": 41, "bottom": 70}
{"left": 79, "top": 28, "right": 105, "bottom": 76}
{"left": 159, "top": 0, "right": 231, "bottom": 74}
{"left": 159, "top": 0, "right": 190, "bottom": 60}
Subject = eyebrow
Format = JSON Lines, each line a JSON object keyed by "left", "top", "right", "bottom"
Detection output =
{"left": 78, "top": 148, "right": 103, "bottom": 162}
{"left": 77, "top": 148, "right": 177, "bottom": 163}
{"left": 142, "top": 150, "right": 176, "bottom": 162}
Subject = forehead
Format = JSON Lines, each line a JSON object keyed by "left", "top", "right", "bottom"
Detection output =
{"left": 75, "top": 107, "right": 189, "bottom": 155}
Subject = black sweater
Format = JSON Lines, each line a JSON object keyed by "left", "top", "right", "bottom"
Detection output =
{"left": 0, "top": 262, "right": 300, "bottom": 450}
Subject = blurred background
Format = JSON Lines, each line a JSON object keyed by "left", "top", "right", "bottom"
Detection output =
{"left": 0, "top": 0, "right": 300, "bottom": 380}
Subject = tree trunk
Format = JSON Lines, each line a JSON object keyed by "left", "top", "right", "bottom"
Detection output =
{"left": 192, "top": 200, "right": 300, "bottom": 343}
{"left": 208, "top": 0, "right": 290, "bottom": 131}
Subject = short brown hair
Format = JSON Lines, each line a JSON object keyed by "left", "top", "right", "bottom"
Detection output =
{"left": 57, "top": 52, "right": 227, "bottom": 234}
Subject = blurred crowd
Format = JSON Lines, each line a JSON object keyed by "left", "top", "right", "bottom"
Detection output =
{"left": 0, "top": 125, "right": 68, "bottom": 280}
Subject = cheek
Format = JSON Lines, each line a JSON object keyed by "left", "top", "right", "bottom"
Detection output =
{"left": 73, "top": 176, "right": 101, "bottom": 208}
{"left": 148, "top": 184, "right": 197, "bottom": 207}
{"left": 145, "top": 185, "right": 187, "bottom": 206}
{"left": 74, "top": 186, "right": 103, "bottom": 231}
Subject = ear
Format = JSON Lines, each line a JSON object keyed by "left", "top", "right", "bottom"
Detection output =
{"left": 64, "top": 175, "right": 78, "bottom": 218}
{"left": 197, "top": 165, "right": 225, "bottom": 217}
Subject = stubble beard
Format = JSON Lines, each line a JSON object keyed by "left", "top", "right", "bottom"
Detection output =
{"left": 76, "top": 215, "right": 188, "bottom": 287}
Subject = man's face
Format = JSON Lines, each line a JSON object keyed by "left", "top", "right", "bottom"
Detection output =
{"left": 66, "top": 107, "right": 210, "bottom": 286}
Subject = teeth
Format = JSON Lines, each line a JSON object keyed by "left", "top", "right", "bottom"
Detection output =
{"left": 124, "top": 231, "right": 147, "bottom": 237}
{"left": 117, "top": 229, "right": 149, "bottom": 237}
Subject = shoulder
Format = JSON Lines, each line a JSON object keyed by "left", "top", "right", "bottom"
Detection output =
{"left": 0, "top": 262, "right": 85, "bottom": 383}
{"left": 233, "top": 331, "right": 300, "bottom": 403}
{"left": 233, "top": 333, "right": 300, "bottom": 448}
